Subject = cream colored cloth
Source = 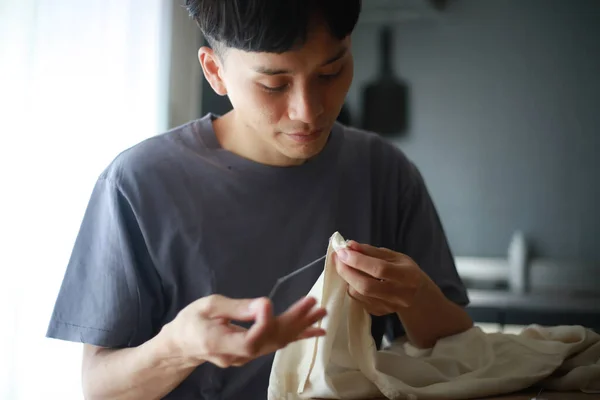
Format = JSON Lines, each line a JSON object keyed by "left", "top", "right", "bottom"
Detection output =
{"left": 267, "top": 232, "right": 600, "bottom": 400}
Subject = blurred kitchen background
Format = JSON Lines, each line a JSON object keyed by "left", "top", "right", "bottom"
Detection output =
{"left": 1, "top": 0, "right": 598, "bottom": 399}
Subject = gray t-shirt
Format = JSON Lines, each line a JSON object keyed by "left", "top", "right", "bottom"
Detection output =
{"left": 47, "top": 113, "right": 468, "bottom": 399}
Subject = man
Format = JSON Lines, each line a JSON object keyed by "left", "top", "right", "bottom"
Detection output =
{"left": 46, "top": 0, "right": 473, "bottom": 399}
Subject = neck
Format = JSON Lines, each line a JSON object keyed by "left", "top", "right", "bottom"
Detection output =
{"left": 213, "top": 111, "right": 306, "bottom": 167}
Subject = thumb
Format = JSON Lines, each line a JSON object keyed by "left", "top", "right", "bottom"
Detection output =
{"left": 194, "top": 294, "right": 265, "bottom": 321}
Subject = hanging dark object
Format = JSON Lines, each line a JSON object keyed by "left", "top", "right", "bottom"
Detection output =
{"left": 361, "top": 25, "right": 409, "bottom": 136}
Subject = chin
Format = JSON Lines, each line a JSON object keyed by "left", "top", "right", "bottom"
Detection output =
{"left": 279, "top": 129, "right": 330, "bottom": 160}
{"left": 288, "top": 145, "right": 325, "bottom": 161}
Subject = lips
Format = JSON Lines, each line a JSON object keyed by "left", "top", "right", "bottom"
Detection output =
{"left": 285, "top": 128, "right": 324, "bottom": 143}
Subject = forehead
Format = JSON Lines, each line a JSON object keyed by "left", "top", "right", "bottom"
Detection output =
{"left": 225, "top": 23, "right": 351, "bottom": 71}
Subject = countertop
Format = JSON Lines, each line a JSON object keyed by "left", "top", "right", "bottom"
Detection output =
{"left": 315, "top": 390, "right": 598, "bottom": 399}
{"left": 465, "top": 289, "right": 600, "bottom": 331}
{"left": 480, "top": 390, "right": 598, "bottom": 399}
{"left": 346, "top": 392, "right": 598, "bottom": 399}
{"left": 467, "top": 289, "right": 600, "bottom": 312}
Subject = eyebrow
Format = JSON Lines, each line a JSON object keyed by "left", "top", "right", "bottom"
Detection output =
{"left": 253, "top": 46, "right": 348, "bottom": 76}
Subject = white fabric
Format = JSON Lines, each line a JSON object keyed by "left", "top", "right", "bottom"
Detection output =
{"left": 268, "top": 232, "right": 600, "bottom": 400}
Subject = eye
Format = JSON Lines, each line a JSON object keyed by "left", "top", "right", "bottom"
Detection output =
{"left": 260, "top": 83, "right": 289, "bottom": 93}
{"left": 319, "top": 66, "right": 344, "bottom": 80}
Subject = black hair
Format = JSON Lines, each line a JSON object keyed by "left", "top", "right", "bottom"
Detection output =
{"left": 185, "top": 0, "right": 361, "bottom": 55}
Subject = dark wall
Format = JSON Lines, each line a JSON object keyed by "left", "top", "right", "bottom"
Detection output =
{"left": 347, "top": 0, "right": 600, "bottom": 260}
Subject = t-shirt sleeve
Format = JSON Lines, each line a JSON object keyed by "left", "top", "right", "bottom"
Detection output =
{"left": 46, "top": 177, "right": 162, "bottom": 348}
{"left": 397, "top": 162, "right": 469, "bottom": 306}
{"left": 384, "top": 161, "right": 470, "bottom": 341}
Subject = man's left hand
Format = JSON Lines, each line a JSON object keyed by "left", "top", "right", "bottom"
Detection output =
{"left": 333, "top": 241, "right": 430, "bottom": 316}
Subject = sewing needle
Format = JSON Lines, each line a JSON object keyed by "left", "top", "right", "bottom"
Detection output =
{"left": 268, "top": 254, "right": 327, "bottom": 299}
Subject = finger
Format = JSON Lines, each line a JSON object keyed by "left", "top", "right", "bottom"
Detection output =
{"left": 226, "top": 321, "right": 248, "bottom": 333}
{"left": 203, "top": 323, "right": 248, "bottom": 358}
{"left": 346, "top": 242, "right": 419, "bottom": 279}
{"left": 226, "top": 354, "right": 252, "bottom": 367}
{"left": 210, "top": 354, "right": 251, "bottom": 368}
{"left": 284, "top": 296, "right": 319, "bottom": 317}
{"left": 351, "top": 300, "right": 392, "bottom": 316}
{"left": 241, "top": 297, "right": 326, "bottom": 358}
{"left": 336, "top": 260, "right": 396, "bottom": 300}
{"left": 207, "top": 298, "right": 272, "bottom": 357}
{"left": 295, "top": 326, "right": 327, "bottom": 340}
{"left": 336, "top": 248, "right": 416, "bottom": 283}
{"left": 300, "top": 305, "right": 328, "bottom": 327}
{"left": 277, "top": 297, "right": 319, "bottom": 326}
{"left": 335, "top": 248, "right": 392, "bottom": 280}
{"left": 230, "top": 357, "right": 251, "bottom": 367}
{"left": 195, "top": 294, "right": 260, "bottom": 321}
{"left": 346, "top": 240, "right": 398, "bottom": 261}
{"left": 244, "top": 297, "right": 275, "bottom": 354}
{"left": 347, "top": 287, "right": 397, "bottom": 315}
{"left": 278, "top": 298, "right": 327, "bottom": 337}
{"left": 221, "top": 298, "right": 324, "bottom": 358}
{"left": 335, "top": 252, "right": 382, "bottom": 286}
{"left": 333, "top": 251, "right": 374, "bottom": 280}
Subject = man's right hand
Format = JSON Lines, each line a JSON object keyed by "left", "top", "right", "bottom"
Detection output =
{"left": 162, "top": 295, "right": 327, "bottom": 368}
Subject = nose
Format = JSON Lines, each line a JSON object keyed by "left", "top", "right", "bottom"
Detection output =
{"left": 287, "top": 86, "right": 324, "bottom": 124}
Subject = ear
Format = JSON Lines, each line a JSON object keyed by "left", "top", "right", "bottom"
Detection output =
{"left": 198, "top": 46, "right": 228, "bottom": 96}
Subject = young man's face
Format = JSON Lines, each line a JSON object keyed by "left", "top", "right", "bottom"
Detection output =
{"left": 199, "top": 21, "right": 354, "bottom": 164}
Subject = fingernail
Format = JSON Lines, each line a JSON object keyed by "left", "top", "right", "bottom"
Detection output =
{"left": 337, "top": 249, "right": 349, "bottom": 261}
{"left": 248, "top": 299, "right": 262, "bottom": 313}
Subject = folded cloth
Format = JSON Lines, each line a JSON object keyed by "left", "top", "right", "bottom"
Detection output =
{"left": 267, "top": 232, "right": 600, "bottom": 400}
